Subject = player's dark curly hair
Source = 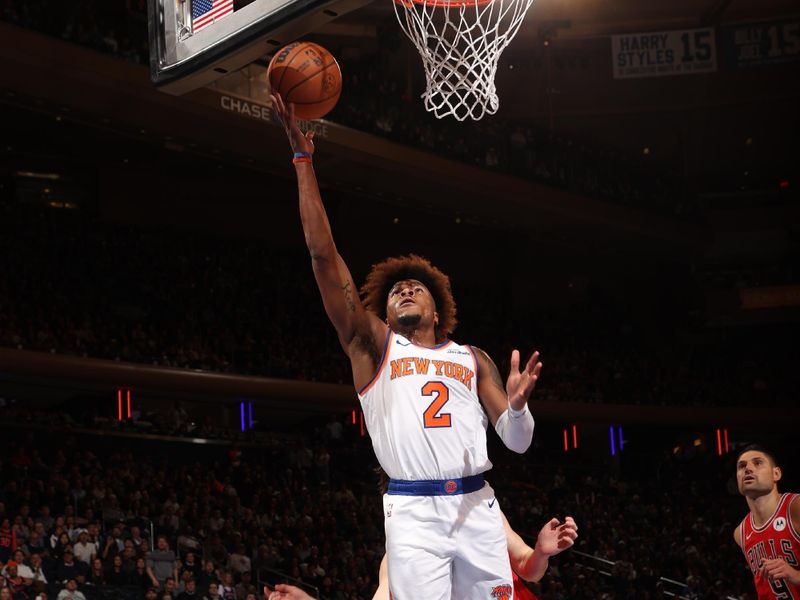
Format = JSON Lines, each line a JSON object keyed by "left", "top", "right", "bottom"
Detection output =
{"left": 360, "top": 254, "right": 457, "bottom": 343}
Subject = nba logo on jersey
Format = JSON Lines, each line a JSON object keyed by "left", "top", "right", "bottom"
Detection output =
{"left": 774, "top": 517, "right": 787, "bottom": 532}
{"left": 490, "top": 584, "right": 512, "bottom": 600}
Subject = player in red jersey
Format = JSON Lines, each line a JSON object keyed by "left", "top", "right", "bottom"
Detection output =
{"left": 734, "top": 445, "right": 800, "bottom": 599}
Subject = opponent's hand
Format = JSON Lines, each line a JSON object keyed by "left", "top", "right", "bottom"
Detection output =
{"left": 506, "top": 350, "right": 542, "bottom": 412}
{"left": 264, "top": 584, "right": 314, "bottom": 600}
{"left": 535, "top": 516, "right": 578, "bottom": 558}
{"left": 763, "top": 558, "right": 800, "bottom": 585}
{"left": 269, "top": 93, "right": 315, "bottom": 156}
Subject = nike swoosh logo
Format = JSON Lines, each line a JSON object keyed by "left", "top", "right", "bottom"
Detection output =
{"left": 745, "top": 531, "right": 753, "bottom": 540}
{"left": 488, "top": 499, "right": 496, "bottom": 508}
{"left": 395, "top": 340, "right": 411, "bottom": 346}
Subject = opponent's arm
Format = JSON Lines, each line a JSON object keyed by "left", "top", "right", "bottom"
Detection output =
{"left": 472, "top": 347, "right": 540, "bottom": 453}
{"left": 372, "top": 555, "right": 390, "bottom": 600}
{"left": 503, "top": 512, "right": 577, "bottom": 583}
{"left": 271, "top": 94, "right": 385, "bottom": 358}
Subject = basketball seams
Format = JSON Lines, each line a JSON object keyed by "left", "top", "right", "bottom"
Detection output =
{"left": 272, "top": 42, "right": 305, "bottom": 98}
{"left": 284, "top": 62, "right": 342, "bottom": 104}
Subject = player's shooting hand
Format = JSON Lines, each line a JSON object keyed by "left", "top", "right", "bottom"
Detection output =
{"left": 535, "top": 516, "right": 578, "bottom": 558}
{"left": 264, "top": 584, "right": 314, "bottom": 600}
{"left": 269, "top": 93, "right": 315, "bottom": 156}
{"left": 505, "top": 350, "right": 542, "bottom": 412}
{"left": 763, "top": 558, "right": 800, "bottom": 585}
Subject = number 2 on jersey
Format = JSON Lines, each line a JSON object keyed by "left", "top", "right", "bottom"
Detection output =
{"left": 422, "top": 382, "right": 451, "bottom": 428}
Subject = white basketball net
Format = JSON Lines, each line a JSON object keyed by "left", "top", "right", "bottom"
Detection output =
{"left": 393, "top": 0, "right": 534, "bottom": 121}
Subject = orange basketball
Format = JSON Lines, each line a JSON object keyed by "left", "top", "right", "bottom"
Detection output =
{"left": 268, "top": 42, "right": 342, "bottom": 120}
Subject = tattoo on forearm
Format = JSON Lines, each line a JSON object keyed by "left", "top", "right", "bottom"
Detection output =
{"left": 477, "top": 347, "right": 505, "bottom": 391}
{"left": 341, "top": 280, "right": 356, "bottom": 313}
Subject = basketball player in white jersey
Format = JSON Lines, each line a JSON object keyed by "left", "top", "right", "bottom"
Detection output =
{"left": 272, "top": 93, "right": 541, "bottom": 600}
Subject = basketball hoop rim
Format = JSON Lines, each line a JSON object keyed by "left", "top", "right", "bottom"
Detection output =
{"left": 394, "top": 0, "right": 493, "bottom": 8}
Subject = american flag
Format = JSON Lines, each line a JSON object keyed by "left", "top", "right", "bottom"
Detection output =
{"left": 192, "top": 0, "right": 234, "bottom": 33}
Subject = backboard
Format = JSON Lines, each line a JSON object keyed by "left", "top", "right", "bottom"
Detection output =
{"left": 148, "top": 0, "right": 373, "bottom": 94}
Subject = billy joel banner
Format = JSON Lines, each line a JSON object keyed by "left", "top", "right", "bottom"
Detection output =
{"left": 721, "top": 18, "right": 800, "bottom": 69}
{"left": 612, "top": 27, "right": 717, "bottom": 79}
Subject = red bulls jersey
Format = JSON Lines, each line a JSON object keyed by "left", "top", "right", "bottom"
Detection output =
{"left": 740, "top": 493, "right": 800, "bottom": 599}
{"left": 512, "top": 572, "right": 538, "bottom": 600}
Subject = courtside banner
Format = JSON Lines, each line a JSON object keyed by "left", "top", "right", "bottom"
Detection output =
{"left": 720, "top": 18, "right": 800, "bottom": 69}
{"left": 611, "top": 27, "right": 717, "bottom": 79}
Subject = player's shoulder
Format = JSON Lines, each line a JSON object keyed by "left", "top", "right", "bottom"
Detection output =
{"left": 788, "top": 493, "right": 800, "bottom": 518}
{"left": 733, "top": 513, "right": 750, "bottom": 547}
{"left": 733, "top": 522, "right": 742, "bottom": 546}
{"left": 468, "top": 345, "right": 493, "bottom": 364}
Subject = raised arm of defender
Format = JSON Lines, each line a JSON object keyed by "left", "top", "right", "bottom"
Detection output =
{"left": 271, "top": 94, "right": 386, "bottom": 387}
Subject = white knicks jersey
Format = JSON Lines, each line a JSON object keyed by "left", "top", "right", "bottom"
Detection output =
{"left": 357, "top": 330, "right": 492, "bottom": 481}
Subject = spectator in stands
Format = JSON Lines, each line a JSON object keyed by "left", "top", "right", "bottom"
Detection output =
{"left": 131, "top": 558, "right": 151, "bottom": 590}
{"left": 121, "top": 543, "right": 139, "bottom": 575}
{"left": 1, "top": 561, "right": 29, "bottom": 600}
{"left": 196, "top": 562, "right": 218, "bottom": 593}
{"left": 106, "top": 554, "right": 129, "bottom": 586}
{"left": 86, "top": 524, "right": 101, "bottom": 548}
{"left": 50, "top": 533, "right": 70, "bottom": 561}
{"left": 129, "top": 527, "right": 147, "bottom": 554}
{"left": 162, "top": 578, "right": 178, "bottom": 599}
{"left": 24, "top": 532, "right": 46, "bottom": 557}
{"left": 19, "top": 553, "right": 47, "bottom": 593}
{"left": 227, "top": 546, "right": 250, "bottom": 577}
{"left": 147, "top": 537, "right": 176, "bottom": 589}
{"left": 1, "top": 551, "right": 26, "bottom": 576}
{"left": 56, "top": 579, "right": 86, "bottom": 600}
{"left": 218, "top": 572, "right": 235, "bottom": 600}
{"left": 0, "top": 588, "right": 13, "bottom": 600}
{"left": 176, "top": 579, "right": 198, "bottom": 600}
{"left": 87, "top": 557, "right": 106, "bottom": 586}
{"left": 55, "top": 550, "right": 86, "bottom": 585}
{"left": 0, "top": 519, "right": 17, "bottom": 563}
{"left": 102, "top": 525, "right": 125, "bottom": 560}
{"left": 203, "top": 582, "right": 221, "bottom": 600}
{"left": 72, "top": 531, "right": 96, "bottom": 565}
{"left": 180, "top": 553, "right": 200, "bottom": 580}
{"left": 233, "top": 572, "right": 255, "bottom": 600}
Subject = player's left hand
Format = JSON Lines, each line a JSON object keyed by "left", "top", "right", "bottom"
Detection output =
{"left": 763, "top": 558, "right": 800, "bottom": 585}
{"left": 506, "top": 350, "right": 542, "bottom": 411}
{"left": 535, "top": 516, "right": 578, "bottom": 558}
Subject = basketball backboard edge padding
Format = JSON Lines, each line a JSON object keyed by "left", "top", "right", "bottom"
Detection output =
{"left": 149, "top": 0, "right": 373, "bottom": 95}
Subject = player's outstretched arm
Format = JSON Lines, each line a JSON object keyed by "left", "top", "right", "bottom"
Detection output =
{"left": 270, "top": 94, "right": 385, "bottom": 365}
{"left": 502, "top": 512, "right": 577, "bottom": 583}
{"left": 472, "top": 347, "right": 541, "bottom": 453}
